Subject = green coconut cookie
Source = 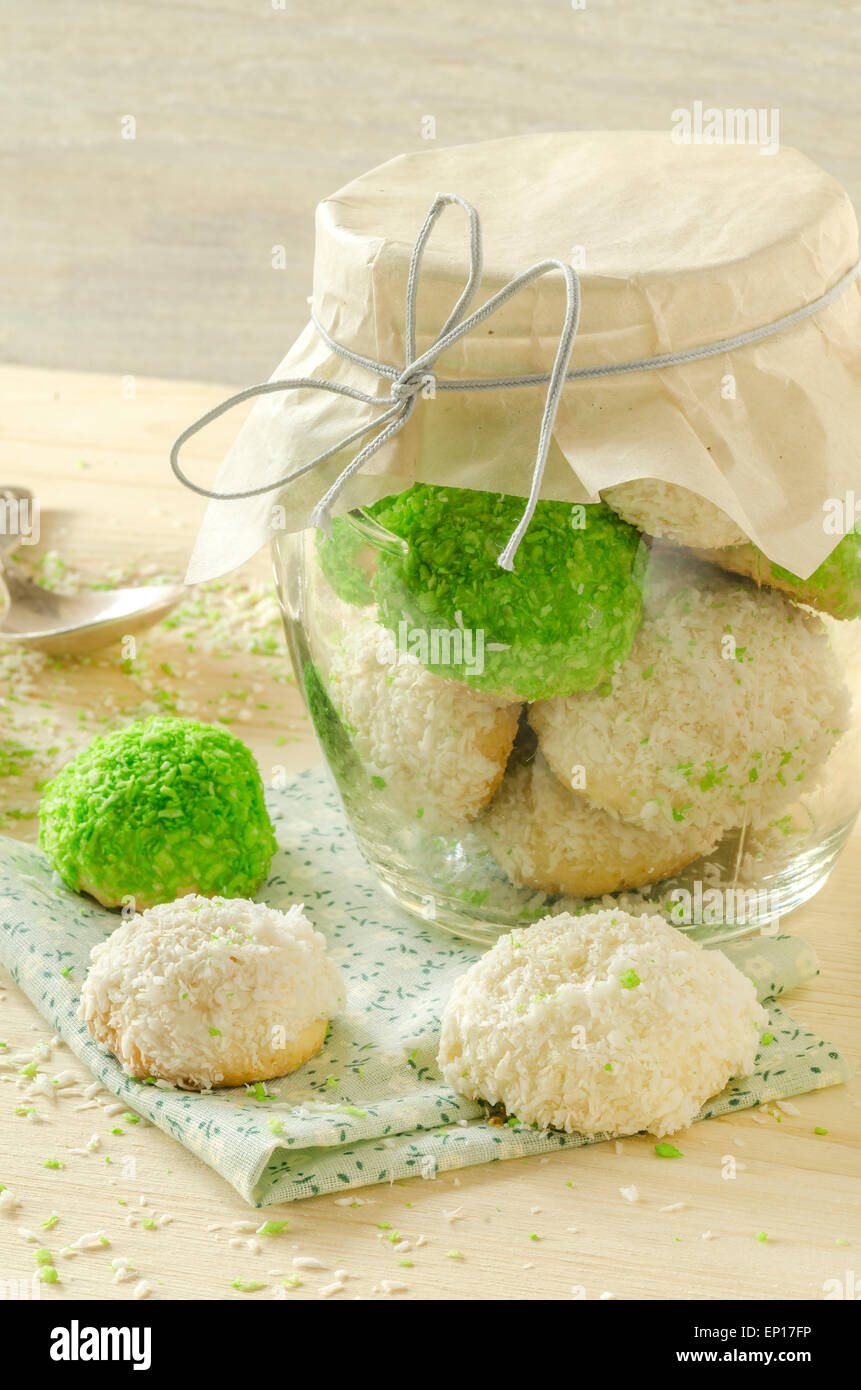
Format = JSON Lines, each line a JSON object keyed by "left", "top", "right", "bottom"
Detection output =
{"left": 696, "top": 530, "right": 861, "bottom": 621}
{"left": 38, "top": 716, "right": 277, "bottom": 910}
{"left": 316, "top": 518, "right": 377, "bottom": 607}
{"left": 365, "top": 485, "right": 648, "bottom": 700}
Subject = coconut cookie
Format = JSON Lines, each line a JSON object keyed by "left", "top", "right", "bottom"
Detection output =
{"left": 530, "top": 570, "right": 849, "bottom": 837}
{"left": 603, "top": 478, "right": 747, "bottom": 550}
{"left": 480, "top": 753, "right": 718, "bottom": 898}
{"left": 39, "top": 716, "right": 277, "bottom": 910}
{"left": 326, "top": 623, "right": 520, "bottom": 833}
{"left": 368, "top": 484, "right": 647, "bottom": 701}
{"left": 694, "top": 531, "right": 861, "bottom": 621}
{"left": 438, "top": 909, "right": 766, "bottom": 1138}
{"left": 80, "top": 896, "right": 344, "bottom": 1089}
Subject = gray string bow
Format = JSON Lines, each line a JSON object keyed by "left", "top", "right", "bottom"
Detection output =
{"left": 170, "top": 192, "right": 861, "bottom": 571}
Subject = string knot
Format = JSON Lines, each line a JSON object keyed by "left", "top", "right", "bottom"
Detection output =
{"left": 391, "top": 369, "right": 435, "bottom": 402}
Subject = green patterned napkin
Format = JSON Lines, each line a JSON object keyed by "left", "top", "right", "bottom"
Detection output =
{"left": 0, "top": 769, "right": 849, "bottom": 1207}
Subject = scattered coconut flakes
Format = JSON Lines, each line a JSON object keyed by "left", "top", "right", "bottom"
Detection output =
{"left": 83, "top": 1082, "right": 104, "bottom": 1099}
{"left": 379, "top": 1280, "right": 408, "bottom": 1295}
{"left": 444, "top": 1207, "right": 463, "bottom": 1224}
{"left": 69, "top": 1230, "right": 110, "bottom": 1251}
{"left": 102, "top": 1102, "right": 128, "bottom": 1116}
{"left": 51, "top": 1070, "right": 80, "bottom": 1088}
{"left": 206, "top": 1223, "right": 222, "bottom": 1232}
{"left": 293, "top": 1256, "right": 326, "bottom": 1269}
{"left": 620, "top": 1185, "right": 640, "bottom": 1203}
{"left": 17, "top": 1227, "right": 38, "bottom": 1241}
{"left": 229, "top": 1221, "right": 258, "bottom": 1233}
{"left": 614, "top": 1141, "right": 624, "bottom": 1154}
{"left": 0, "top": 1189, "right": 20, "bottom": 1212}
{"left": 319, "top": 1280, "right": 345, "bottom": 1298}
{"left": 415, "top": 1235, "right": 427, "bottom": 1248}
{"left": 133, "top": 1280, "right": 152, "bottom": 1300}
{"left": 334, "top": 1269, "right": 350, "bottom": 1281}
{"left": 701, "top": 1231, "right": 717, "bottom": 1240}
{"left": 600, "top": 1291, "right": 617, "bottom": 1300}
{"left": 659, "top": 1202, "right": 687, "bottom": 1213}
{"left": 776, "top": 1100, "right": 801, "bottom": 1116}
{"left": 747, "top": 1110, "right": 766, "bottom": 1125}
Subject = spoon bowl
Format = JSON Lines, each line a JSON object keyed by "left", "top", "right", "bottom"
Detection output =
{"left": 0, "top": 485, "right": 186, "bottom": 655}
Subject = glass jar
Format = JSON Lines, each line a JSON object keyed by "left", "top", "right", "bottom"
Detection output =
{"left": 273, "top": 484, "right": 861, "bottom": 945}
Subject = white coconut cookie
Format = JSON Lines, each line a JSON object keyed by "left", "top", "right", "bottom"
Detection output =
{"left": 531, "top": 569, "right": 849, "bottom": 837}
{"left": 480, "top": 753, "right": 718, "bottom": 897}
{"left": 80, "top": 896, "right": 344, "bottom": 1089}
{"left": 603, "top": 478, "right": 747, "bottom": 550}
{"left": 438, "top": 909, "right": 767, "bottom": 1138}
{"left": 326, "top": 622, "right": 520, "bottom": 832}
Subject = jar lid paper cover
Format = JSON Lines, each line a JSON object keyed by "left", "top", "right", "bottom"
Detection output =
{"left": 186, "top": 131, "right": 861, "bottom": 583}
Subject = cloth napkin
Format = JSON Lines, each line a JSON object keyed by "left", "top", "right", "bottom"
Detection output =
{"left": 0, "top": 768, "right": 849, "bottom": 1207}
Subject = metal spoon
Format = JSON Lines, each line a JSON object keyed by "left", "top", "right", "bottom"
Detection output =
{"left": 0, "top": 486, "right": 186, "bottom": 655}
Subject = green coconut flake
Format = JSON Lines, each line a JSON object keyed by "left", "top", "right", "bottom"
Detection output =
{"left": 40, "top": 1214, "right": 59, "bottom": 1229}
{"left": 445, "top": 1250, "right": 464, "bottom": 1260}
{"left": 760, "top": 1032, "right": 775, "bottom": 1046}
{"left": 369, "top": 486, "right": 647, "bottom": 700}
{"left": 814, "top": 1126, "right": 828, "bottom": 1135}
{"left": 39, "top": 1267, "right": 59, "bottom": 1284}
{"left": 231, "top": 1278, "right": 266, "bottom": 1292}
{"left": 654, "top": 1143, "right": 683, "bottom": 1158}
{"left": 756, "top": 1230, "right": 769, "bottom": 1242}
{"left": 38, "top": 716, "right": 276, "bottom": 906}
{"left": 34, "top": 1248, "right": 54, "bottom": 1265}
{"left": 257, "top": 1220, "right": 288, "bottom": 1236}
{"left": 268, "top": 1118, "right": 284, "bottom": 1135}
{"left": 43, "top": 1158, "right": 63, "bottom": 1170}
{"left": 619, "top": 969, "right": 641, "bottom": 989}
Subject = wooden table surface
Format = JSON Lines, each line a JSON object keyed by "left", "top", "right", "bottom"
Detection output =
{"left": 0, "top": 365, "right": 858, "bottom": 1302}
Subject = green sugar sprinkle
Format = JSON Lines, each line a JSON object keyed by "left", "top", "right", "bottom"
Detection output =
{"left": 122, "top": 1112, "right": 141, "bottom": 1124}
{"left": 111, "top": 1127, "right": 124, "bottom": 1136}
{"left": 654, "top": 1143, "right": 683, "bottom": 1159}
{"left": 814, "top": 1126, "right": 828, "bottom": 1135}
{"left": 34, "top": 1248, "right": 54, "bottom": 1265}
{"left": 141, "top": 1218, "right": 156, "bottom": 1230}
{"left": 39, "top": 1267, "right": 59, "bottom": 1284}
{"left": 231, "top": 1278, "right": 266, "bottom": 1292}
{"left": 40, "top": 1214, "right": 59, "bottom": 1229}
{"left": 267, "top": 1118, "right": 284, "bottom": 1135}
{"left": 760, "top": 1032, "right": 775, "bottom": 1046}
{"left": 281, "top": 1274, "right": 301, "bottom": 1288}
{"left": 38, "top": 715, "right": 277, "bottom": 906}
{"left": 208, "top": 1028, "right": 222, "bottom": 1037}
{"left": 43, "top": 1159, "right": 63, "bottom": 1170}
{"left": 257, "top": 1221, "right": 288, "bottom": 1236}
{"left": 756, "top": 1231, "right": 769, "bottom": 1242}
{"left": 445, "top": 1250, "right": 464, "bottom": 1260}
{"left": 619, "top": 969, "right": 641, "bottom": 989}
